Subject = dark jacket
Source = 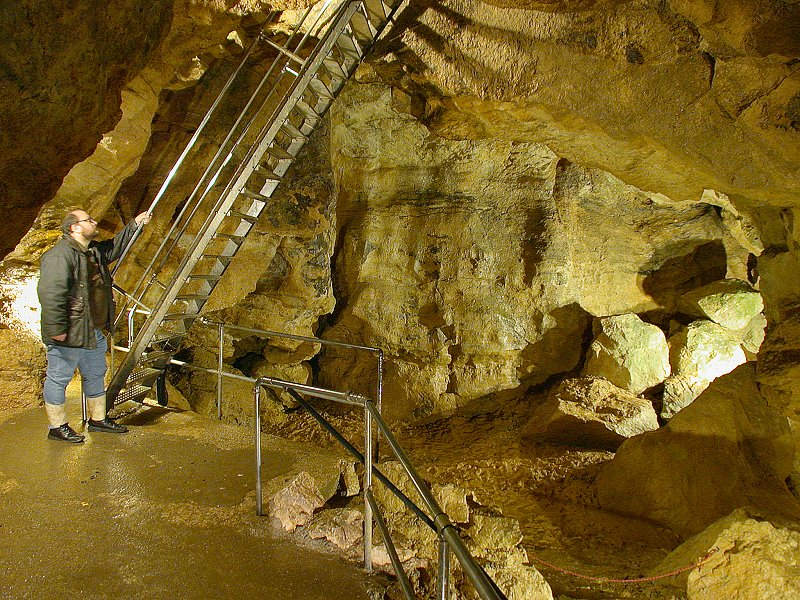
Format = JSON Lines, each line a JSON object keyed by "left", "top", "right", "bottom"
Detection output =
{"left": 38, "top": 221, "right": 138, "bottom": 348}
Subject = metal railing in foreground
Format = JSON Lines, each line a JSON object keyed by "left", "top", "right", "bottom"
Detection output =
{"left": 254, "top": 378, "right": 506, "bottom": 600}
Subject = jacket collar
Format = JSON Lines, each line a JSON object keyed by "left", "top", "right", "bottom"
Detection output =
{"left": 62, "top": 234, "right": 91, "bottom": 254}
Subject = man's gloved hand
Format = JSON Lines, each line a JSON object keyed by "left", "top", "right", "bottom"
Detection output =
{"left": 134, "top": 212, "right": 151, "bottom": 226}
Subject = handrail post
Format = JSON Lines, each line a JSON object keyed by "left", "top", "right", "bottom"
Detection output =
{"left": 254, "top": 383, "right": 263, "bottom": 516}
{"left": 127, "top": 307, "right": 136, "bottom": 348}
{"left": 437, "top": 536, "right": 450, "bottom": 600}
{"left": 217, "top": 322, "right": 224, "bottom": 419}
{"left": 375, "top": 349, "right": 383, "bottom": 462}
{"left": 363, "top": 396, "right": 373, "bottom": 572}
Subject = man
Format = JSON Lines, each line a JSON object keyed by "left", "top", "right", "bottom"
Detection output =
{"left": 37, "top": 209, "right": 151, "bottom": 443}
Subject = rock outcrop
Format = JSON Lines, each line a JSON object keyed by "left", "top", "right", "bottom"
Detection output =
{"left": 597, "top": 364, "right": 799, "bottom": 538}
{"left": 662, "top": 320, "right": 747, "bottom": 419}
{"left": 654, "top": 508, "right": 800, "bottom": 600}
{"left": 678, "top": 279, "right": 764, "bottom": 330}
{"left": 583, "top": 313, "right": 670, "bottom": 395}
{"left": 523, "top": 376, "right": 659, "bottom": 449}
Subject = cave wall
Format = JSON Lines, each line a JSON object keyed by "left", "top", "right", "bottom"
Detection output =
{"left": 0, "top": 0, "right": 174, "bottom": 259}
{"left": 0, "top": 0, "right": 797, "bottom": 428}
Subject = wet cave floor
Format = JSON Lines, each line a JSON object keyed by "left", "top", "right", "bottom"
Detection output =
{"left": 267, "top": 390, "right": 688, "bottom": 600}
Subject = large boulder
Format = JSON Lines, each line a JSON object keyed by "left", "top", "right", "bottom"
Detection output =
{"left": 583, "top": 313, "right": 670, "bottom": 395}
{"left": 523, "top": 377, "right": 659, "bottom": 450}
{"left": 678, "top": 279, "right": 764, "bottom": 330}
{"left": 654, "top": 508, "right": 800, "bottom": 600}
{"left": 661, "top": 320, "right": 747, "bottom": 419}
{"left": 597, "top": 364, "right": 799, "bottom": 538}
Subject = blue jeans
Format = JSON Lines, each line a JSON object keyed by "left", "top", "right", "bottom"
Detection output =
{"left": 43, "top": 329, "right": 107, "bottom": 405}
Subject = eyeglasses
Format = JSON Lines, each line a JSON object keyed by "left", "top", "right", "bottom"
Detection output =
{"left": 75, "top": 217, "right": 96, "bottom": 224}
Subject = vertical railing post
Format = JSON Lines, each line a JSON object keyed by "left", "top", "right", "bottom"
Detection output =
{"left": 255, "top": 384, "right": 263, "bottom": 516}
{"left": 81, "top": 385, "right": 87, "bottom": 424}
{"left": 127, "top": 308, "right": 136, "bottom": 348}
{"left": 363, "top": 397, "right": 373, "bottom": 572}
{"left": 217, "top": 322, "right": 224, "bottom": 419}
{"left": 375, "top": 349, "right": 383, "bottom": 462}
{"left": 437, "top": 536, "right": 450, "bottom": 600}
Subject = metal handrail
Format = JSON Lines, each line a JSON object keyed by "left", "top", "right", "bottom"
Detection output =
{"left": 253, "top": 377, "right": 504, "bottom": 600}
{"left": 110, "top": 320, "right": 500, "bottom": 598}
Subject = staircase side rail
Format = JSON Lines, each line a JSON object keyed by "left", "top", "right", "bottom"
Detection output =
{"left": 112, "top": 7, "right": 318, "bottom": 328}
{"left": 107, "top": 0, "right": 367, "bottom": 387}
{"left": 110, "top": 12, "right": 277, "bottom": 279}
{"left": 138, "top": 0, "right": 341, "bottom": 295}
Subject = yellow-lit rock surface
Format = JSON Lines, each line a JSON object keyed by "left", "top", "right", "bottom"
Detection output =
{"left": 318, "top": 81, "right": 728, "bottom": 419}
{"left": 654, "top": 508, "right": 800, "bottom": 600}
{"left": 1, "top": 1, "right": 799, "bottom": 596}
{"left": 523, "top": 376, "right": 659, "bottom": 449}
{"left": 597, "top": 364, "right": 799, "bottom": 538}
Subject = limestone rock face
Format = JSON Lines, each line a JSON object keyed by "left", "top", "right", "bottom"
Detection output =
{"left": 688, "top": 521, "right": 800, "bottom": 600}
{"left": 678, "top": 279, "right": 764, "bottom": 330}
{"left": 734, "top": 312, "right": 767, "bottom": 358}
{"left": 597, "top": 365, "right": 799, "bottom": 538}
{"left": 307, "top": 508, "right": 363, "bottom": 550}
{"left": 662, "top": 320, "right": 748, "bottom": 419}
{"left": 269, "top": 471, "right": 325, "bottom": 532}
{"left": 394, "top": 0, "right": 800, "bottom": 210}
{"left": 321, "top": 82, "right": 725, "bottom": 419}
{"left": 654, "top": 509, "right": 800, "bottom": 600}
{"left": 523, "top": 376, "right": 659, "bottom": 449}
{"left": 583, "top": 314, "right": 670, "bottom": 395}
{"left": 0, "top": 329, "right": 46, "bottom": 415}
{"left": 0, "top": 0, "right": 173, "bottom": 258}
{"left": 758, "top": 311, "right": 800, "bottom": 422}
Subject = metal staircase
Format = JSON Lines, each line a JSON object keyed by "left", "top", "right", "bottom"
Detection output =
{"left": 106, "top": 0, "right": 402, "bottom": 409}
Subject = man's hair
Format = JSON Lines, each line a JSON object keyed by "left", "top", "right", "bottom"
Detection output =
{"left": 60, "top": 211, "right": 81, "bottom": 236}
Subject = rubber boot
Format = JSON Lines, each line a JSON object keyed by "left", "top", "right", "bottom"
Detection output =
{"left": 45, "top": 403, "right": 84, "bottom": 443}
{"left": 87, "top": 395, "right": 128, "bottom": 433}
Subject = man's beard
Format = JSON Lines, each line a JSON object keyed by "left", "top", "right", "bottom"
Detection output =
{"left": 83, "top": 229, "right": 99, "bottom": 240}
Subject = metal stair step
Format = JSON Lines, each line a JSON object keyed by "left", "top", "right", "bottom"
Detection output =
{"left": 293, "top": 99, "right": 321, "bottom": 122}
{"left": 335, "top": 34, "right": 362, "bottom": 60}
{"left": 322, "top": 58, "right": 347, "bottom": 80}
{"left": 308, "top": 77, "right": 335, "bottom": 100}
{"left": 176, "top": 293, "right": 210, "bottom": 301}
{"left": 163, "top": 312, "right": 198, "bottom": 322}
{"left": 267, "top": 145, "right": 294, "bottom": 161}
{"left": 187, "top": 273, "right": 222, "bottom": 281}
{"left": 215, "top": 232, "right": 246, "bottom": 243}
{"left": 240, "top": 188, "right": 271, "bottom": 203}
{"left": 228, "top": 209, "right": 259, "bottom": 223}
{"left": 141, "top": 348, "right": 176, "bottom": 365}
{"left": 364, "top": 0, "right": 391, "bottom": 23}
{"left": 125, "top": 367, "right": 162, "bottom": 386}
{"left": 115, "top": 384, "right": 151, "bottom": 405}
{"left": 350, "top": 10, "right": 378, "bottom": 40}
{"left": 254, "top": 166, "right": 281, "bottom": 181}
{"left": 200, "top": 254, "right": 233, "bottom": 263}
{"left": 280, "top": 120, "right": 308, "bottom": 141}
